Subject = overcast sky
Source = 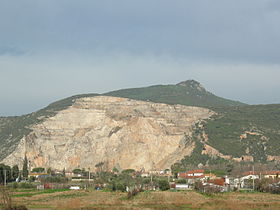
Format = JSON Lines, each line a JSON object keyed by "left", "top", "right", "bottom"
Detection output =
{"left": 1, "top": 0, "right": 280, "bottom": 116}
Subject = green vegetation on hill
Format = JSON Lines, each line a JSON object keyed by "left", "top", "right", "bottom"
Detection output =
{"left": 1, "top": 80, "right": 279, "bottom": 167}
{"left": 171, "top": 124, "right": 233, "bottom": 174}
{"left": 105, "top": 80, "right": 246, "bottom": 108}
{"left": 171, "top": 104, "right": 280, "bottom": 171}
{"left": 205, "top": 104, "right": 280, "bottom": 161}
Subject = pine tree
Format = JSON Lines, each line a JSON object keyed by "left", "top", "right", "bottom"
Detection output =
{"left": 22, "top": 155, "right": 28, "bottom": 179}
{"left": 62, "top": 168, "right": 66, "bottom": 177}
{"left": 47, "top": 167, "right": 52, "bottom": 175}
{"left": 12, "top": 165, "right": 19, "bottom": 180}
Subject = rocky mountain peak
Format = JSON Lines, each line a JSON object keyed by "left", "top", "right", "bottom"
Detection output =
{"left": 176, "top": 80, "right": 206, "bottom": 92}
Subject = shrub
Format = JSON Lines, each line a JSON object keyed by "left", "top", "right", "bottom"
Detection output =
{"left": 158, "top": 179, "right": 170, "bottom": 191}
{"left": 127, "top": 188, "right": 141, "bottom": 199}
{"left": 18, "top": 182, "right": 36, "bottom": 189}
{"left": 28, "top": 176, "right": 36, "bottom": 182}
{"left": 72, "top": 169, "right": 82, "bottom": 175}
{"left": 40, "top": 176, "right": 68, "bottom": 183}
{"left": 115, "top": 182, "right": 126, "bottom": 192}
{"left": 177, "top": 179, "right": 187, "bottom": 184}
{"left": 12, "top": 182, "right": 18, "bottom": 189}
{"left": 107, "top": 180, "right": 126, "bottom": 192}
{"left": 122, "top": 169, "right": 135, "bottom": 174}
{"left": 31, "top": 167, "right": 45, "bottom": 173}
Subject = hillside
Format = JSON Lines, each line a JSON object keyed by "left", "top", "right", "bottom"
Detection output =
{"left": 1, "top": 80, "right": 279, "bottom": 171}
{"left": 0, "top": 80, "right": 243, "bottom": 162}
{"left": 0, "top": 94, "right": 99, "bottom": 160}
{"left": 105, "top": 80, "right": 246, "bottom": 108}
{"left": 172, "top": 104, "right": 280, "bottom": 170}
{"left": 1, "top": 96, "right": 213, "bottom": 171}
{"left": 205, "top": 105, "right": 280, "bottom": 161}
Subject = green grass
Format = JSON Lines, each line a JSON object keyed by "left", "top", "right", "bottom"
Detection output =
{"left": 12, "top": 189, "right": 70, "bottom": 197}
{"left": 12, "top": 189, "right": 38, "bottom": 193}
{"left": 52, "top": 192, "right": 88, "bottom": 199}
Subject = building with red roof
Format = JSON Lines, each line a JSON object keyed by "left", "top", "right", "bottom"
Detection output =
{"left": 178, "top": 169, "right": 205, "bottom": 179}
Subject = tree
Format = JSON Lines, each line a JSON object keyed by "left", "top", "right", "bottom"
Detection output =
{"left": 12, "top": 165, "right": 19, "bottom": 180}
{"left": 113, "top": 167, "right": 119, "bottom": 173}
{"left": 177, "top": 179, "right": 187, "bottom": 184}
{"left": 0, "top": 164, "right": 6, "bottom": 184}
{"left": 81, "top": 168, "right": 88, "bottom": 177}
{"left": 95, "top": 162, "right": 105, "bottom": 173}
{"left": 0, "top": 164, "right": 12, "bottom": 184}
{"left": 72, "top": 168, "right": 82, "bottom": 175}
{"left": 122, "top": 169, "right": 135, "bottom": 174}
{"left": 47, "top": 168, "right": 52, "bottom": 175}
{"left": 32, "top": 167, "right": 45, "bottom": 173}
{"left": 22, "top": 155, "right": 29, "bottom": 179}
{"left": 158, "top": 179, "right": 170, "bottom": 191}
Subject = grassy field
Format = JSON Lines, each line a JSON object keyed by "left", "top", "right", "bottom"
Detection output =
{"left": 5, "top": 189, "right": 280, "bottom": 209}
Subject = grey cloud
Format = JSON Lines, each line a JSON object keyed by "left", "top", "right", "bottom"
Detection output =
{"left": 1, "top": 0, "right": 280, "bottom": 115}
{"left": 0, "top": 46, "right": 24, "bottom": 56}
{"left": 1, "top": 0, "right": 280, "bottom": 63}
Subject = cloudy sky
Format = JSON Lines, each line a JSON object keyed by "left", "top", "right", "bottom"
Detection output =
{"left": 1, "top": 0, "right": 280, "bottom": 116}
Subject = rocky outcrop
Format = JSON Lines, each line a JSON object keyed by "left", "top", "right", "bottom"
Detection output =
{"left": 201, "top": 144, "right": 232, "bottom": 160}
{"left": 267, "top": 155, "right": 280, "bottom": 162}
{"left": 2, "top": 96, "right": 214, "bottom": 171}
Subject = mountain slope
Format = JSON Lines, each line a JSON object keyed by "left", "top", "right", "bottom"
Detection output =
{"left": 0, "top": 94, "right": 99, "bottom": 160}
{"left": 1, "top": 80, "right": 279, "bottom": 171}
{"left": 204, "top": 105, "right": 280, "bottom": 161}
{"left": 105, "top": 80, "right": 246, "bottom": 108}
{"left": 1, "top": 96, "right": 213, "bottom": 171}
{"left": 172, "top": 104, "right": 280, "bottom": 170}
{"left": 0, "top": 80, "right": 244, "bottom": 162}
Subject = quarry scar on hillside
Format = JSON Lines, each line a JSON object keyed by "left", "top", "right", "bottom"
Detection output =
{"left": 1, "top": 96, "right": 214, "bottom": 171}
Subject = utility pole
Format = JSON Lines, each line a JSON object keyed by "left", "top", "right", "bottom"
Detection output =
{"left": 4, "top": 169, "right": 6, "bottom": 186}
{"left": 150, "top": 172, "right": 153, "bottom": 190}
{"left": 252, "top": 165, "right": 255, "bottom": 191}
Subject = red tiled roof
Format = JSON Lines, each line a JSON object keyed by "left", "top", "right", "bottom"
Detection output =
{"left": 242, "top": 171, "right": 258, "bottom": 176}
{"left": 208, "top": 178, "right": 225, "bottom": 186}
{"left": 261, "top": 171, "right": 280, "bottom": 175}
{"left": 187, "top": 169, "right": 204, "bottom": 174}
{"left": 178, "top": 172, "right": 205, "bottom": 179}
{"left": 185, "top": 175, "right": 205, "bottom": 179}
{"left": 178, "top": 172, "right": 187, "bottom": 178}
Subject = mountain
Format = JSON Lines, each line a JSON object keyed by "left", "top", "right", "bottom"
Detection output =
{"left": 174, "top": 104, "right": 280, "bottom": 170}
{"left": 0, "top": 94, "right": 99, "bottom": 161}
{"left": 202, "top": 105, "right": 280, "bottom": 161}
{"left": 105, "top": 80, "right": 246, "bottom": 108}
{"left": 2, "top": 96, "right": 213, "bottom": 171}
{"left": 0, "top": 80, "right": 279, "bottom": 171}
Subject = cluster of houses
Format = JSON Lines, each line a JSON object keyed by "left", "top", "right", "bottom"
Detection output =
{"left": 27, "top": 168, "right": 280, "bottom": 192}
{"left": 170, "top": 169, "right": 280, "bottom": 192}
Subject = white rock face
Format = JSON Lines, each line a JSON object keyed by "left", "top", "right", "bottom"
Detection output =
{"left": 2, "top": 96, "right": 214, "bottom": 171}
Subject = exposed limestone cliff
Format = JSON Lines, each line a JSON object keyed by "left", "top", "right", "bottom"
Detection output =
{"left": 2, "top": 96, "right": 214, "bottom": 171}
